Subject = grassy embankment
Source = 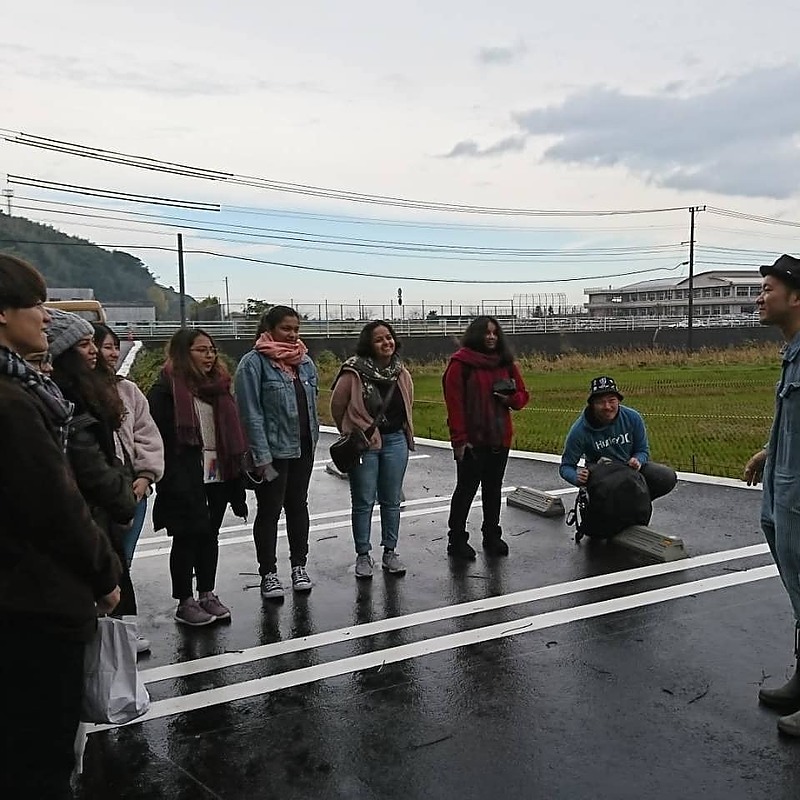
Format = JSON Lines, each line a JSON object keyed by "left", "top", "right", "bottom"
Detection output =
{"left": 133, "top": 344, "right": 780, "bottom": 479}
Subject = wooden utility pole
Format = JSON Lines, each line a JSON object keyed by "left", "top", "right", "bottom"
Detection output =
{"left": 177, "top": 233, "right": 187, "bottom": 328}
{"left": 686, "top": 205, "right": 706, "bottom": 354}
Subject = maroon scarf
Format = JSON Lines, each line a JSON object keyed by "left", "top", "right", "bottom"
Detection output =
{"left": 448, "top": 347, "right": 510, "bottom": 447}
{"left": 166, "top": 365, "right": 247, "bottom": 481}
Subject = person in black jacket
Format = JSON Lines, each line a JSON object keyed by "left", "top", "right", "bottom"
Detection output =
{"left": 47, "top": 310, "right": 138, "bottom": 621}
{"left": 148, "top": 329, "right": 248, "bottom": 626}
{"left": 0, "top": 255, "right": 121, "bottom": 800}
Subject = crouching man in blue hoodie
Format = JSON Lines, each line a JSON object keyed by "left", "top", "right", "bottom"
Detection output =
{"left": 559, "top": 376, "right": 677, "bottom": 500}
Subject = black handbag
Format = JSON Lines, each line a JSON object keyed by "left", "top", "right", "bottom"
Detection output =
{"left": 329, "top": 382, "right": 397, "bottom": 473}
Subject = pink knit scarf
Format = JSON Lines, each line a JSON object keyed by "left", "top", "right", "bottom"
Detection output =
{"left": 254, "top": 332, "right": 308, "bottom": 374}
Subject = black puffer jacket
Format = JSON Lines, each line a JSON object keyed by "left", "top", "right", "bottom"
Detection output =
{"left": 68, "top": 411, "right": 137, "bottom": 532}
{"left": 148, "top": 373, "right": 247, "bottom": 536}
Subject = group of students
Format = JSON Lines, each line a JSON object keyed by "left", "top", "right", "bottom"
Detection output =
{"left": 0, "top": 251, "right": 683, "bottom": 797}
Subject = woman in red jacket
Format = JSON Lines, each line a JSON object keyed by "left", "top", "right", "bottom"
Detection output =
{"left": 443, "top": 316, "right": 529, "bottom": 560}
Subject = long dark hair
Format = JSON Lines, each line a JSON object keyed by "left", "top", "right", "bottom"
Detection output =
{"left": 355, "top": 319, "right": 402, "bottom": 358}
{"left": 461, "top": 315, "right": 514, "bottom": 365}
{"left": 257, "top": 305, "right": 299, "bottom": 336}
{"left": 92, "top": 323, "right": 120, "bottom": 380}
{"left": 166, "top": 328, "right": 228, "bottom": 389}
{"left": 51, "top": 346, "right": 125, "bottom": 431}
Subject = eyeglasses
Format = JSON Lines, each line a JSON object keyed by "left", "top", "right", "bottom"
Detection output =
{"left": 190, "top": 347, "right": 218, "bottom": 356}
{"left": 27, "top": 352, "right": 53, "bottom": 367}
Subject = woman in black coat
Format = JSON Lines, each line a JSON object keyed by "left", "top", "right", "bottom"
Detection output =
{"left": 46, "top": 310, "right": 138, "bottom": 617}
{"left": 148, "top": 328, "right": 248, "bottom": 627}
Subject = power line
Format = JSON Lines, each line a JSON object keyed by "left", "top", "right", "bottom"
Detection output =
{"left": 1, "top": 129, "right": 692, "bottom": 217}
{"left": 0, "top": 237, "right": 690, "bottom": 284}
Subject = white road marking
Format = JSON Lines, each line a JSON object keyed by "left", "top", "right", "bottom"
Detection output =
{"left": 139, "top": 541, "right": 770, "bottom": 684}
{"left": 312, "top": 453, "right": 429, "bottom": 471}
{"left": 94, "top": 563, "right": 777, "bottom": 730}
{"left": 133, "top": 487, "right": 518, "bottom": 559}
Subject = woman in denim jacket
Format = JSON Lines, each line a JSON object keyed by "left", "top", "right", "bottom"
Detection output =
{"left": 234, "top": 306, "right": 320, "bottom": 600}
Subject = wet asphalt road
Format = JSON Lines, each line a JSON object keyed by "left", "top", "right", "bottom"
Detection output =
{"left": 75, "top": 434, "right": 800, "bottom": 800}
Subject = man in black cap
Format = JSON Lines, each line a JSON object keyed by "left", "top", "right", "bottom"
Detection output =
{"left": 743, "top": 253, "right": 800, "bottom": 736}
{"left": 560, "top": 375, "right": 677, "bottom": 500}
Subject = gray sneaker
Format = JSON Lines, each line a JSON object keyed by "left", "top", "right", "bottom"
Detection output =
{"left": 291, "top": 566, "right": 313, "bottom": 592}
{"left": 382, "top": 549, "right": 406, "bottom": 575}
{"left": 355, "top": 553, "right": 374, "bottom": 579}
{"left": 175, "top": 598, "right": 216, "bottom": 627}
{"left": 260, "top": 573, "right": 284, "bottom": 600}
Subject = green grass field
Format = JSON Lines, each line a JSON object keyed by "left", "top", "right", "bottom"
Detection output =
{"left": 132, "top": 344, "right": 781, "bottom": 480}
{"left": 317, "top": 346, "right": 780, "bottom": 479}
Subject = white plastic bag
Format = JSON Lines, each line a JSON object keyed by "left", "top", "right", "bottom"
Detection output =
{"left": 80, "top": 617, "right": 150, "bottom": 725}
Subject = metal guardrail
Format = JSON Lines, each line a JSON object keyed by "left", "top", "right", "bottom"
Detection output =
{"left": 108, "top": 315, "right": 761, "bottom": 340}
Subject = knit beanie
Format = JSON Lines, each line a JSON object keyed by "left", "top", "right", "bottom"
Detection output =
{"left": 46, "top": 309, "right": 95, "bottom": 360}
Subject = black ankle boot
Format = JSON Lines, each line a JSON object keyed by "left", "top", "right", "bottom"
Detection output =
{"left": 447, "top": 534, "right": 476, "bottom": 560}
{"left": 482, "top": 537, "right": 509, "bottom": 556}
{"left": 759, "top": 626, "right": 800, "bottom": 713}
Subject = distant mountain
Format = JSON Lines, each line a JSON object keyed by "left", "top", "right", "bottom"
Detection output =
{"left": 0, "top": 212, "right": 191, "bottom": 319}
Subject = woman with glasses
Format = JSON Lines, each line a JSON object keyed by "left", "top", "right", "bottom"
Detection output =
{"left": 148, "top": 329, "right": 248, "bottom": 626}
{"left": 234, "top": 306, "right": 319, "bottom": 600}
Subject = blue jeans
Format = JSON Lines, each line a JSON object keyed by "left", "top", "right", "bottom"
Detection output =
{"left": 348, "top": 431, "right": 409, "bottom": 555}
{"left": 122, "top": 497, "right": 148, "bottom": 567}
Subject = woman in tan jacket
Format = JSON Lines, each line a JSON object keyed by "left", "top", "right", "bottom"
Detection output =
{"left": 330, "top": 320, "right": 414, "bottom": 579}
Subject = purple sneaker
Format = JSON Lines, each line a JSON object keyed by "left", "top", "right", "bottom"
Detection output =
{"left": 175, "top": 598, "right": 216, "bottom": 627}
{"left": 198, "top": 593, "right": 231, "bottom": 621}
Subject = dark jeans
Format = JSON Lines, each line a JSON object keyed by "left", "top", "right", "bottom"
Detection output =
{"left": 448, "top": 446, "right": 510, "bottom": 541}
{"left": 640, "top": 461, "right": 678, "bottom": 501}
{"left": 253, "top": 441, "right": 314, "bottom": 575}
{"left": 0, "top": 625, "right": 85, "bottom": 800}
{"left": 169, "top": 482, "right": 230, "bottom": 600}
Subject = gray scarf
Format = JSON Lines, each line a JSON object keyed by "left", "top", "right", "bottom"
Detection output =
{"left": 0, "top": 346, "right": 74, "bottom": 451}
{"left": 335, "top": 354, "right": 403, "bottom": 419}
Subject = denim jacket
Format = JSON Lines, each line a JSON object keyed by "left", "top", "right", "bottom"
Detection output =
{"left": 763, "top": 331, "right": 800, "bottom": 523}
{"left": 234, "top": 350, "right": 319, "bottom": 465}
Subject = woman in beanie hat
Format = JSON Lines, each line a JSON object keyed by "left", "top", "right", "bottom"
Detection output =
{"left": 148, "top": 328, "right": 248, "bottom": 626}
{"left": 47, "top": 310, "right": 138, "bottom": 617}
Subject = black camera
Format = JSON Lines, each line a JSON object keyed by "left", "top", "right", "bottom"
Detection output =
{"left": 492, "top": 378, "right": 516, "bottom": 395}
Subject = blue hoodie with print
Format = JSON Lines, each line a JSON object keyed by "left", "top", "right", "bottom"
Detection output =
{"left": 559, "top": 405, "right": 650, "bottom": 486}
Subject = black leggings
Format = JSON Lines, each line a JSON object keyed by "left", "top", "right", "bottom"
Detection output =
{"left": 169, "top": 482, "right": 230, "bottom": 600}
{"left": 252, "top": 441, "right": 314, "bottom": 575}
{"left": 448, "top": 446, "right": 510, "bottom": 540}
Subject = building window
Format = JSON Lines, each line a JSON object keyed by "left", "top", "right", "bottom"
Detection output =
{"left": 723, "top": 288, "right": 731, "bottom": 297}
{"left": 712, "top": 287, "right": 721, "bottom": 297}
{"left": 737, "top": 287, "right": 749, "bottom": 296}
{"left": 750, "top": 286, "right": 761, "bottom": 296}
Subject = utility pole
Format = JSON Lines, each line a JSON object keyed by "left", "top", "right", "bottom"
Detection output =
{"left": 177, "top": 233, "right": 187, "bottom": 328}
{"left": 2, "top": 187, "right": 13, "bottom": 216}
{"left": 224, "top": 276, "right": 230, "bottom": 320}
{"left": 686, "top": 205, "right": 706, "bottom": 354}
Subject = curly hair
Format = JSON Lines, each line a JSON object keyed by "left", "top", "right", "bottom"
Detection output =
{"left": 461, "top": 315, "right": 514, "bottom": 365}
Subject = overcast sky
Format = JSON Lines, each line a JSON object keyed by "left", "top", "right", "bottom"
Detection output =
{"left": 3, "top": 0, "right": 800, "bottom": 312}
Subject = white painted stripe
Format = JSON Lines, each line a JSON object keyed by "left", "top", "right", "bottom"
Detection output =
{"left": 133, "top": 488, "right": 518, "bottom": 560}
{"left": 134, "top": 488, "right": 470, "bottom": 551}
{"left": 318, "top": 426, "right": 761, "bottom": 491}
{"left": 140, "top": 542, "right": 770, "bottom": 684}
{"left": 96, "top": 564, "right": 777, "bottom": 729}
{"left": 312, "top": 453, "right": 429, "bottom": 472}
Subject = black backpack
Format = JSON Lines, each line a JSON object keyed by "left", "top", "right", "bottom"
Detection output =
{"left": 566, "top": 461, "right": 652, "bottom": 542}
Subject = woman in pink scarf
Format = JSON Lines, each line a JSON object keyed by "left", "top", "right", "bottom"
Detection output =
{"left": 234, "top": 306, "right": 320, "bottom": 600}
